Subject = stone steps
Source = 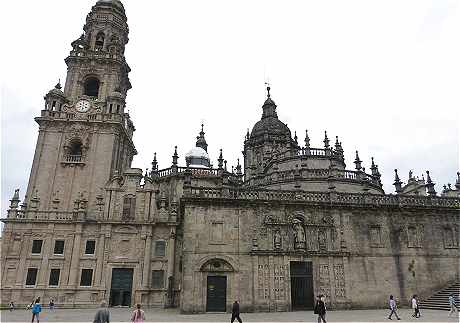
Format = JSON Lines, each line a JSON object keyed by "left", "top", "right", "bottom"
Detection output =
{"left": 419, "top": 281, "right": 460, "bottom": 311}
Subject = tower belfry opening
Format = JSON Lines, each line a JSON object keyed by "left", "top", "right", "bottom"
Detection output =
{"left": 84, "top": 77, "right": 100, "bottom": 97}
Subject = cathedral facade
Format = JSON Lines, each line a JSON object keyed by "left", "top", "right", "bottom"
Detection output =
{"left": 1, "top": 0, "right": 459, "bottom": 313}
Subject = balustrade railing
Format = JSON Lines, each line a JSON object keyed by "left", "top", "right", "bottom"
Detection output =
{"left": 185, "top": 186, "right": 460, "bottom": 208}
{"left": 64, "top": 155, "right": 83, "bottom": 163}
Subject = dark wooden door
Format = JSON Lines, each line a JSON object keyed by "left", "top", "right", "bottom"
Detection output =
{"left": 206, "top": 276, "right": 227, "bottom": 312}
{"left": 110, "top": 268, "right": 133, "bottom": 306}
{"left": 290, "top": 261, "right": 314, "bottom": 310}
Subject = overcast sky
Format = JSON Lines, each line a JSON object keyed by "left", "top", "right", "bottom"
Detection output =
{"left": 1, "top": 0, "right": 459, "bottom": 218}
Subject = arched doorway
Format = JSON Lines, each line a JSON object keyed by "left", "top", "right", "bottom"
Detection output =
{"left": 200, "top": 258, "right": 235, "bottom": 312}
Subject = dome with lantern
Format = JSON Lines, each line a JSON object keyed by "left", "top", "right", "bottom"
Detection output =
{"left": 185, "top": 125, "right": 211, "bottom": 168}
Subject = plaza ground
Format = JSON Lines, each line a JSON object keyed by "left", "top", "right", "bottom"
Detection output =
{"left": 1, "top": 307, "right": 458, "bottom": 322}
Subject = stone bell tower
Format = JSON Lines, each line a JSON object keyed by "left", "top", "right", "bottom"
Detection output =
{"left": 24, "top": 0, "right": 136, "bottom": 215}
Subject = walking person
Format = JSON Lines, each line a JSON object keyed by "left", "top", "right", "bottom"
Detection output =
{"left": 388, "top": 295, "right": 401, "bottom": 320}
{"left": 93, "top": 301, "right": 110, "bottom": 323}
{"left": 411, "top": 295, "right": 420, "bottom": 318}
{"left": 131, "top": 304, "right": 146, "bottom": 323}
{"left": 49, "top": 298, "right": 55, "bottom": 311}
{"left": 31, "top": 298, "right": 42, "bottom": 323}
{"left": 448, "top": 293, "right": 458, "bottom": 317}
{"left": 231, "top": 300, "right": 243, "bottom": 323}
{"left": 314, "top": 295, "right": 327, "bottom": 323}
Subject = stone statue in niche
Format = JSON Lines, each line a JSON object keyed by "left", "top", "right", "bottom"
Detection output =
{"left": 293, "top": 219, "right": 306, "bottom": 249}
{"left": 274, "top": 229, "right": 282, "bottom": 250}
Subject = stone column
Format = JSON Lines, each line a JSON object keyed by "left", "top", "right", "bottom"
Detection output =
{"left": 167, "top": 228, "right": 176, "bottom": 279}
{"left": 37, "top": 227, "right": 53, "bottom": 288}
{"left": 15, "top": 233, "right": 31, "bottom": 288}
{"left": 142, "top": 232, "right": 152, "bottom": 289}
{"left": 68, "top": 223, "right": 83, "bottom": 288}
{"left": 166, "top": 228, "right": 176, "bottom": 306}
{"left": 94, "top": 231, "right": 106, "bottom": 287}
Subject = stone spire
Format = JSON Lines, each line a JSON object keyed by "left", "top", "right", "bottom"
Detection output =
{"left": 354, "top": 151, "right": 362, "bottom": 171}
{"left": 425, "top": 170, "right": 436, "bottom": 196}
{"left": 335, "top": 136, "right": 343, "bottom": 155}
{"left": 172, "top": 146, "right": 178, "bottom": 166}
{"left": 9, "top": 189, "right": 20, "bottom": 209}
{"left": 236, "top": 158, "right": 242, "bottom": 176}
{"left": 151, "top": 152, "right": 158, "bottom": 172}
{"left": 323, "top": 131, "right": 330, "bottom": 149}
{"left": 304, "top": 130, "right": 310, "bottom": 148}
{"left": 393, "top": 169, "right": 403, "bottom": 193}
{"left": 455, "top": 172, "right": 460, "bottom": 190}
{"left": 217, "top": 149, "right": 224, "bottom": 170}
{"left": 195, "top": 123, "right": 208, "bottom": 152}
{"left": 370, "top": 157, "right": 381, "bottom": 181}
{"left": 294, "top": 131, "right": 299, "bottom": 147}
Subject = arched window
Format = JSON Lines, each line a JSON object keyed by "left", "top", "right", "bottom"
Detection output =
{"left": 84, "top": 77, "right": 100, "bottom": 97}
{"left": 95, "top": 32, "right": 105, "bottom": 51}
{"left": 69, "top": 140, "right": 83, "bottom": 156}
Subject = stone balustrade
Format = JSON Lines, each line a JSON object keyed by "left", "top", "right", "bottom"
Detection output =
{"left": 7, "top": 210, "right": 75, "bottom": 220}
{"left": 185, "top": 186, "right": 460, "bottom": 209}
{"left": 245, "top": 168, "right": 381, "bottom": 188}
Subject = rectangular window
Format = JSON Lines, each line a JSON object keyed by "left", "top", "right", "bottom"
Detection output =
{"left": 25, "top": 268, "right": 38, "bottom": 286}
{"left": 85, "top": 240, "right": 96, "bottom": 255}
{"left": 49, "top": 269, "right": 60, "bottom": 286}
{"left": 54, "top": 240, "right": 65, "bottom": 254}
{"left": 154, "top": 241, "right": 166, "bottom": 257}
{"left": 122, "top": 196, "right": 136, "bottom": 220}
{"left": 151, "top": 270, "right": 164, "bottom": 289}
{"left": 31, "top": 240, "right": 43, "bottom": 254}
{"left": 80, "top": 269, "right": 93, "bottom": 286}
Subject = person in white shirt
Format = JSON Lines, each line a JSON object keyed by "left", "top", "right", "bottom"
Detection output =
{"left": 448, "top": 294, "right": 458, "bottom": 317}
{"left": 388, "top": 295, "right": 401, "bottom": 320}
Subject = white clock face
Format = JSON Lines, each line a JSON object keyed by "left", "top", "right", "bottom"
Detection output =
{"left": 75, "top": 100, "right": 91, "bottom": 113}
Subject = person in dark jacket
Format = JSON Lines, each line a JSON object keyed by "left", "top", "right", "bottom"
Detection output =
{"left": 231, "top": 300, "right": 242, "bottom": 323}
{"left": 314, "top": 295, "right": 327, "bottom": 323}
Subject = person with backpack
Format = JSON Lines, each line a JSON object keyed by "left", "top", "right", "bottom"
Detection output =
{"left": 388, "top": 295, "right": 401, "bottom": 320}
{"left": 314, "top": 294, "right": 327, "bottom": 323}
{"left": 31, "top": 298, "right": 42, "bottom": 323}
{"left": 131, "top": 303, "right": 146, "bottom": 323}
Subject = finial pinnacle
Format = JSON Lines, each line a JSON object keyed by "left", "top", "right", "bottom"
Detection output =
{"left": 265, "top": 82, "right": 271, "bottom": 98}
